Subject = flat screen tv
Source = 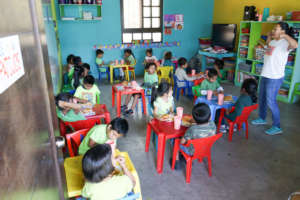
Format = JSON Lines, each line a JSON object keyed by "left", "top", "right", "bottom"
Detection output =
{"left": 212, "top": 24, "right": 237, "bottom": 51}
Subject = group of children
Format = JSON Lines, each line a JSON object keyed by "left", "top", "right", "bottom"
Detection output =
{"left": 56, "top": 48, "right": 259, "bottom": 199}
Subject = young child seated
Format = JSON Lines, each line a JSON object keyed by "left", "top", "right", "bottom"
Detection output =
{"left": 96, "top": 49, "right": 104, "bottom": 68}
{"left": 78, "top": 117, "right": 129, "bottom": 155}
{"left": 198, "top": 68, "right": 224, "bottom": 96}
{"left": 82, "top": 63, "right": 90, "bottom": 77}
{"left": 175, "top": 57, "right": 197, "bottom": 87}
{"left": 151, "top": 82, "right": 174, "bottom": 120}
{"left": 173, "top": 103, "right": 216, "bottom": 168}
{"left": 122, "top": 49, "right": 136, "bottom": 80}
{"left": 214, "top": 59, "right": 225, "bottom": 82}
{"left": 62, "top": 54, "right": 75, "bottom": 92}
{"left": 161, "top": 51, "right": 175, "bottom": 68}
{"left": 121, "top": 62, "right": 158, "bottom": 116}
{"left": 74, "top": 75, "right": 100, "bottom": 105}
{"left": 82, "top": 144, "right": 135, "bottom": 200}
{"left": 144, "top": 48, "right": 157, "bottom": 64}
{"left": 55, "top": 92, "right": 89, "bottom": 122}
{"left": 218, "top": 78, "right": 258, "bottom": 132}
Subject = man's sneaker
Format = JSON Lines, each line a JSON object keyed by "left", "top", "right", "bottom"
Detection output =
{"left": 251, "top": 118, "right": 267, "bottom": 125}
{"left": 265, "top": 126, "right": 283, "bottom": 135}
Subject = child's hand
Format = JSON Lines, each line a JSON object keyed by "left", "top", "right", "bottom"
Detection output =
{"left": 115, "top": 156, "right": 126, "bottom": 167}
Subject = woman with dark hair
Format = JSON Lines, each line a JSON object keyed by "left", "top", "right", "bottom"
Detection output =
{"left": 252, "top": 22, "right": 298, "bottom": 135}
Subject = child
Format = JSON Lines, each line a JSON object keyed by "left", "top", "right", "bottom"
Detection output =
{"left": 144, "top": 48, "right": 157, "bottom": 64}
{"left": 173, "top": 103, "right": 216, "bottom": 168}
{"left": 62, "top": 54, "right": 75, "bottom": 92}
{"left": 72, "top": 65, "right": 84, "bottom": 90}
{"left": 73, "top": 56, "right": 82, "bottom": 66}
{"left": 96, "top": 49, "right": 107, "bottom": 73}
{"left": 74, "top": 75, "right": 100, "bottom": 105}
{"left": 151, "top": 82, "right": 174, "bottom": 119}
{"left": 161, "top": 51, "right": 175, "bottom": 68}
{"left": 214, "top": 59, "right": 225, "bottom": 81}
{"left": 82, "top": 63, "right": 91, "bottom": 77}
{"left": 219, "top": 78, "right": 258, "bottom": 132}
{"left": 175, "top": 57, "right": 197, "bottom": 87}
{"left": 66, "top": 54, "right": 75, "bottom": 72}
{"left": 198, "top": 68, "right": 223, "bottom": 96}
{"left": 82, "top": 144, "right": 135, "bottom": 200}
{"left": 121, "top": 62, "right": 158, "bottom": 116}
{"left": 55, "top": 92, "right": 89, "bottom": 122}
{"left": 78, "top": 117, "right": 129, "bottom": 155}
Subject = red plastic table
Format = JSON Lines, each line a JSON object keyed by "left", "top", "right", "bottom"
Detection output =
{"left": 112, "top": 84, "right": 147, "bottom": 117}
{"left": 145, "top": 118, "right": 188, "bottom": 174}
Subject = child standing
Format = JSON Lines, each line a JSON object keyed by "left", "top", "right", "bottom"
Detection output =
{"left": 175, "top": 57, "right": 197, "bottom": 87}
{"left": 78, "top": 117, "right": 129, "bottom": 155}
{"left": 121, "top": 62, "right": 158, "bottom": 116}
{"left": 82, "top": 144, "right": 135, "bottom": 200}
{"left": 74, "top": 75, "right": 101, "bottom": 105}
{"left": 151, "top": 82, "right": 174, "bottom": 119}
{"left": 144, "top": 48, "right": 157, "bottom": 64}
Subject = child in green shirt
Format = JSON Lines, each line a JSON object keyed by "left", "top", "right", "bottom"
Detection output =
{"left": 96, "top": 49, "right": 107, "bottom": 73}
{"left": 78, "top": 117, "right": 129, "bottom": 155}
{"left": 74, "top": 75, "right": 101, "bottom": 105}
{"left": 82, "top": 144, "right": 136, "bottom": 200}
{"left": 121, "top": 62, "right": 158, "bottom": 116}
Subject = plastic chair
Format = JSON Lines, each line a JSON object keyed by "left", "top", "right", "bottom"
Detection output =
{"left": 124, "top": 61, "right": 137, "bottom": 81}
{"left": 98, "top": 65, "right": 110, "bottom": 82}
{"left": 192, "top": 85, "right": 201, "bottom": 103}
{"left": 157, "top": 66, "right": 173, "bottom": 84}
{"left": 66, "top": 129, "right": 90, "bottom": 157}
{"left": 217, "top": 104, "right": 258, "bottom": 141}
{"left": 171, "top": 133, "right": 223, "bottom": 183}
{"left": 173, "top": 75, "right": 189, "bottom": 101}
{"left": 291, "top": 82, "right": 300, "bottom": 103}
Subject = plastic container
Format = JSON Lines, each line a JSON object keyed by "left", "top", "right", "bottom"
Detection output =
{"left": 121, "top": 59, "right": 125, "bottom": 64}
{"left": 207, "top": 90, "right": 213, "bottom": 100}
{"left": 176, "top": 107, "right": 184, "bottom": 118}
{"left": 218, "top": 93, "right": 224, "bottom": 105}
{"left": 174, "top": 116, "right": 181, "bottom": 130}
{"left": 191, "top": 69, "right": 196, "bottom": 76}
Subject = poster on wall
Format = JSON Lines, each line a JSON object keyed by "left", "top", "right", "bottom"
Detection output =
{"left": 175, "top": 14, "right": 184, "bottom": 30}
{"left": 0, "top": 35, "right": 25, "bottom": 94}
{"left": 164, "top": 14, "right": 175, "bottom": 28}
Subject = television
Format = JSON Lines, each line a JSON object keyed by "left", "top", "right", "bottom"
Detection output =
{"left": 212, "top": 24, "right": 237, "bottom": 51}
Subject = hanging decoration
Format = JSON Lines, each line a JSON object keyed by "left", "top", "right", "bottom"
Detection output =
{"left": 93, "top": 41, "right": 181, "bottom": 50}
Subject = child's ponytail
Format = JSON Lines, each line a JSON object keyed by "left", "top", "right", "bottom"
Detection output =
{"left": 151, "top": 82, "right": 171, "bottom": 106}
{"left": 242, "top": 78, "right": 258, "bottom": 103}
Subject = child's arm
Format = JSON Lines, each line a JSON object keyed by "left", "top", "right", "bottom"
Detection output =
{"left": 73, "top": 97, "right": 89, "bottom": 104}
{"left": 116, "top": 156, "right": 136, "bottom": 187}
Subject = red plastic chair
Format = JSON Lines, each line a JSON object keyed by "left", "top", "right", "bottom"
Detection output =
{"left": 66, "top": 129, "right": 90, "bottom": 157}
{"left": 217, "top": 104, "right": 258, "bottom": 141}
{"left": 171, "top": 133, "right": 223, "bottom": 183}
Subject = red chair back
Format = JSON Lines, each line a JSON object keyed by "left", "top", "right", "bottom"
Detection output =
{"left": 186, "top": 133, "right": 223, "bottom": 160}
{"left": 234, "top": 104, "right": 258, "bottom": 124}
{"left": 64, "top": 118, "right": 101, "bottom": 131}
{"left": 66, "top": 128, "right": 90, "bottom": 157}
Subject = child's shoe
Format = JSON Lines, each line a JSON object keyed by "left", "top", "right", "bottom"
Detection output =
{"left": 265, "top": 126, "right": 282, "bottom": 135}
{"left": 219, "top": 124, "right": 227, "bottom": 133}
{"left": 124, "top": 109, "right": 133, "bottom": 116}
{"left": 121, "top": 105, "right": 128, "bottom": 112}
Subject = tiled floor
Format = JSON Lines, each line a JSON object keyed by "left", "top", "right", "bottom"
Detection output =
{"left": 98, "top": 78, "right": 300, "bottom": 200}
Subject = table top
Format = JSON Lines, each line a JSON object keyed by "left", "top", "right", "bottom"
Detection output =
{"left": 195, "top": 95, "right": 237, "bottom": 109}
{"left": 113, "top": 83, "right": 144, "bottom": 93}
{"left": 198, "top": 50, "right": 236, "bottom": 58}
{"left": 149, "top": 118, "right": 188, "bottom": 139}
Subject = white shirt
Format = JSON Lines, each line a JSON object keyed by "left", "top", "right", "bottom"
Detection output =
{"left": 175, "top": 67, "right": 195, "bottom": 87}
{"left": 145, "top": 56, "right": 157, "bottom": 63}
{"left": 261, "top": 39, "right": 290, "bottom": 79}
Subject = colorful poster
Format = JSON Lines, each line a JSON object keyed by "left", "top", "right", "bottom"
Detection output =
{"left": 175, "top": 14, "right": 184, "bottom": 30}
{"left": 164, "top": 14, "right": 175, "bottom": 28}
{"left": 0, "top": 35, "right": 25, "bottom": 94}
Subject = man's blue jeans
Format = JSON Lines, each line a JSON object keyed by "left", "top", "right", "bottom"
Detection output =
{"left": 259, "top": 77, "right": 284, "bottom": 128}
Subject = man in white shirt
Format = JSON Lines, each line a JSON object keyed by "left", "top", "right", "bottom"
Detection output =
{"left": 252, "top": 22, "right": 298, "bottom": 135}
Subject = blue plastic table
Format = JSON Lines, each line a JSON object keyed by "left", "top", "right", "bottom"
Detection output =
{"left": 198, "top": 50, "right": 236, "bottom": 72}
{"left": 194, "top": 96, "right": 237, "bottom": 121}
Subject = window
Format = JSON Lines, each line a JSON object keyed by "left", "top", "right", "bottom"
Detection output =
{"left": 121, "top": 0, "right": 163, "bottom": 43}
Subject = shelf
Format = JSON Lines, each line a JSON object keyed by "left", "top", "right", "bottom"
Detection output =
{"left": 238, "top": 57, "right": 264, "bottom": 63}
{"left": 242, "top": 21, "right": 300, "bottom": 24}
{"left": 59, "top": 4, "right": 101, "bottom": 6}
{"left": 238, "top": 70, "right": 260, "bottom": 76}
{"left": 240, "top": 46, "right": 249, "bottom": 48}
{"left": 277, "top": 94, "right": 290, "bottom": 103}
{"left": 240, "top": 33, "right": 250, "bottom": 35}
{"left": 283, "top": 80, "right": 291, "bottom": 85}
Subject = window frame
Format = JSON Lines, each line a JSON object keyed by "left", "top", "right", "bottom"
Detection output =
{"left": 120, "top": 0, "right": 163, "bottom": 44}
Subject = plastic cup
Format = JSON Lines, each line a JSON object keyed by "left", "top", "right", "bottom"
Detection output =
{"left": 115, "top": 60, "right": 119, "bottom": 65}
{"left": 121, "top": 59, "right": 124, "bottom": 64}
{"left": 192, "top": 69, "right": 196, "bottom": 76}
{"left": 176, "top": 107, "right": 183, "bottom": 118}
{"left": 174, "top": 116, "right": 181, "bottom": 130}
{"left": 218, "top": 93, "right": 224, "bottom": 105}
{"left": 207, "top": 90, "right": 213, "bottom": 100}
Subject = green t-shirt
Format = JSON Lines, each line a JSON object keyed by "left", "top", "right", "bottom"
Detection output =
{"left": 153, "top": 96, "right": 174, "bottom": 117}
{"left": 144, "top": 72, "right": 158, "bottom": 85}
{"left": 199, "top": 79, "right": 220, "bottom": 95}
{"left": 226, "top": 94, "right": 253, "bottom": 121}
{"left": 183, "top": 121, "right": 216, "bottom": 155}
{"left": 56, "top": 107, "right": 85, "bottom": 122}
{"left": 68, "top": 67, "right": 75, "bottom": 81}
{"left": 78, "top": 124, "right": 108, "bottom": 155}
{"left": 82, "top": 175, "right": 133, "bottom": 200}
{"left": 126, "top": 55, "right": 135, "bottom": 65}
{"left": 74, "top": 84, "right": 100, "bottom": 105}
{"left": 96, "top": 57, "right": 107, "bottom": 72}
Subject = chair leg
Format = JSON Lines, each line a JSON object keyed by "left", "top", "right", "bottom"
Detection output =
{"left": 228, "top": 123, "right": 234, "bottom": 142}
{"left": 186, "top": 158, "right": 192, "bottom": 183}
{"left": 217, "top": 109, "right": 225, "bottom": 133}
{"left": 176, "top": 88, "right": 180, "bottom": 101}
{"left": 145, "top": 124, "right": 152, "bottom": 152}
{"left": 245, "top": 121, "right": 249, "bottom": 139}
{"left": 171, "top": 139, "right": 180, "bottom": 170}
{"left": 207, "top": 156, "right": 212, "bottom": 177}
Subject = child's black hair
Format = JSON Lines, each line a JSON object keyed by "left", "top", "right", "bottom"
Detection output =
{"left": 241, "top": 78, "right": 258, "bottom": 103}
{"left": 145, "top": 62, "right": 157, "bottom": 71}
{"left": 146, "top": 48, "right": 153, "bottom": 55}
{"left": 192, "top": 103, "right": 211, "bottom": 124}
{"left": 151, "top": 82, "right": 171, "bottom": 106}
{"left": 73, "top": 56, "right": 82, "bottom": 66}
{"left": 207, "top": 68, "right": 218, "bottom": 78}
{"left": 82, "top": 63, "right": 90, "bottom": 70}
{"left": 83, "top": 75, "right": 95, "bottom": 85}
{"left": 82, "top": 144, "right": 114, "bottom": 183}
{"left": 164, "top": 51, "right": 172, "bottom": 60}
{"left": 214, "top": 59, "right": 224, "bottom": 70}
{"left": 124, "top": 48, "right": 135, "bottom": 58}
{"left": 278, "top": 22, "right": 294, "bottom": 39}
{"left": 55, "top": 92, "right": 73, "bottom": 110}
{"left": 96, "top": 49, "right": 104, "bottom": 56}
{"left": 67, "top": 54, "right": 75, "bottom": 64}
{"left": 73, "top": 65, "right": 84, "bottom": 89}
{"left": 178, "top": 57, "right": 187, "bottom": 67}
{"left": 110, "top": 117, "right": 129, "bottom": 136}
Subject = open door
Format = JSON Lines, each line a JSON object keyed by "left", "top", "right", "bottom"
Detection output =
{"left": 0, "top": 0, "right": 66, "bottom": 199}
